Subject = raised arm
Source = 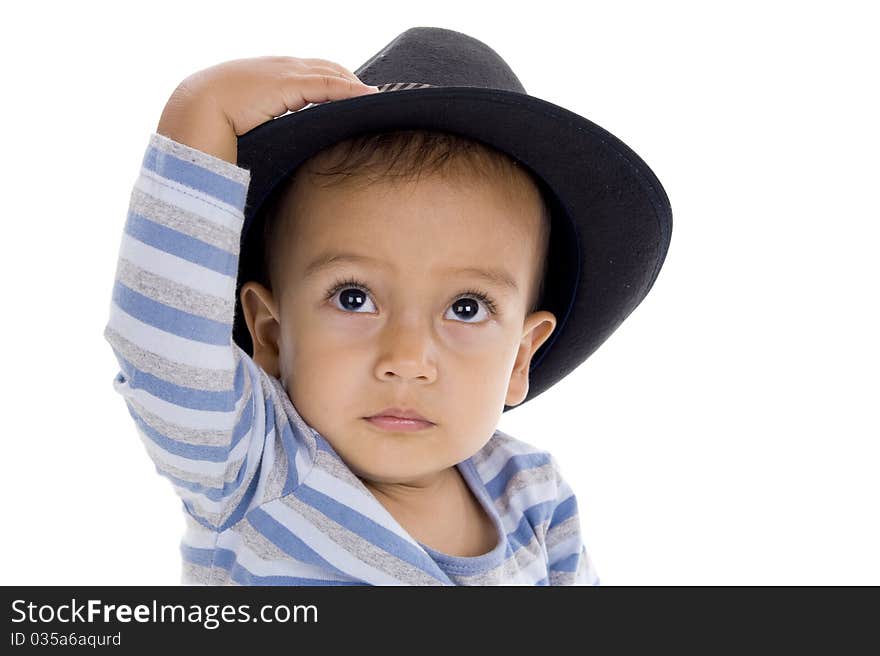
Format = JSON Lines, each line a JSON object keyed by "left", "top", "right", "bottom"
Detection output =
{"left": 105, "top": 57, "right": 379, "bottom": 531}
{"left": 104, "top": 131, "right": 254, "bottom": 531}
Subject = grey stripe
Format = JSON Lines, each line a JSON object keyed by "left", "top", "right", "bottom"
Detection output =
{"left": 105, "top": 324, "right": 235, "bottom": 392}
{"left": 182, "top": 560, "right": 233, "bottom": 586}
{"left": 181, "top": 561, "right": 216, "bottom": 585}
{"left": 130, "top": 185, "right": 241, "bottom": 254}
{"left": 280, "top": 492, "right": 444, "bottom": 586}
{"left": 468, "top": 430, "right": 508, "bottom": 468}
{"left": 153, "top": 449, "right": 246, "bottom": 494}
{"left": 545, "top": 514, "right": 579, "bottom": 550}
{"left": 448, "top": 534, "right": 546, "bottom": 585}
{"left": 151, "top": 132, "right": 251, "bottom": 186}
{"left": 261, "top": 431, "right": 290, "bottom": 503}
{"left": 313, "top": 449, "right": 365, "bottom": 489}
{"left": 447, "top": 559, "right": 513, "bottom": 585}
{"left": 218, "top": 570, "right": 240, "bottom": 586}
{"left": 549, "top": 568, "right": 577, "bottom": 586}
{"left": 467, "top": 437, "right": 494, "bottom": 467}
{"left": 116, "top": 257, "right": 234, "bottom": 325}
{"left": 236, "top": 515, "right": 299, "bottom": 562}
{"left": 126, "top": 392, "right": 239, "bottom": 447}
{"left": 492, "top": 462, "right": 556, "bottom": 516}
{"left": 125, "top": 345, "right": 251, "bottom": 447}
{"left": 137, "top": 405, "right": 252, "bottom": 490}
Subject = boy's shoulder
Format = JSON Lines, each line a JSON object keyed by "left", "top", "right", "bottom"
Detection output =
{"left": 469, "top": 427, "right": 564, "bottom": 491}
{"left": 476, "top": 427, "right": 550, "bottom": 460}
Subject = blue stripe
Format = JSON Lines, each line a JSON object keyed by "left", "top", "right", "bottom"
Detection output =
{"left": 280, "top": 423, "right": 301, "bottom": 495}
{"left": 118, "top": 354, "right": 242, "bottom": 411}
{"left": 181, "top": 546, "right": 365, "bottom": 585}
{"left": 140, "top": 416, "right": 255, "bottom": 497}
{"left": 143, "top": 144, "right": 247, "bottom": 208}
{"left": 484, "top": 452, "right": 552, "bottom": 500}
{"left": 130, "top": 395, "right": 253, "bottom": 462}
{"left": 125, "top": 212, "right": 238, "bottom": 276}
{"left": 523, "top": 498, "right": 556, "bottom": 530}
{"left": 550, "top": 551, "right": 580, "bottom": 573}
{"left": 547, "top": 494, "right": 577, "bottom": 530}
{"left": 218, "top": 463, "right": 262, "bottom": 532}
{"left": 508, "top": 512, "right": 540, "bottom": 551}
{"left": 292, "top": 484, "right": 447, "bottom": 582}
{"left": 113, "top": 281, "right": 230, "bottom": 346}
{"left": 246, "top": 506, "right": 354, "bottom": 580}
{"left": 180, "top": 544, "right": 215, "bottom": 567}
{"left": 314, "top": 433, "right": 337, "bottom": 454}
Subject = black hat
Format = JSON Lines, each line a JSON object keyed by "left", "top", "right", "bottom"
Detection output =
{"left": 234, "top": 26, "right": 672, "bottom": 412}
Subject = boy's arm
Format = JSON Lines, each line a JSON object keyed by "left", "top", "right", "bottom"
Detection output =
{"left": 545, "top": 455, "right": 601, "bottom": 586}
{"left": 104, "top": 131, "right": 258, "bottom": 532}
{"left": 105, "top": 58, "right": 378, "bottom": 533}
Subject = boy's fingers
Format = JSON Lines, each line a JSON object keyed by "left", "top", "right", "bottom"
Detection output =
{"left": 306, "top": 65, "right": 370, "bottom": 87}
{"left": 298, "top": 57, "right": 369, "bottom": 85}
{"left": 286, "top": 73, "right": 379, "bottom": 108}
{"left": 313, "top": 73, "right": 380, "bottom": 97}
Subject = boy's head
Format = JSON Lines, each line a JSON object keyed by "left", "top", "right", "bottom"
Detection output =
{"left": 239, "top": 129, "right": 556, "bottom": 486}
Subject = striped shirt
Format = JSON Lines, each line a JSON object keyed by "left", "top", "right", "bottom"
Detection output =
{"left": 104, "top": 132, "right": 599, "bottom": 586}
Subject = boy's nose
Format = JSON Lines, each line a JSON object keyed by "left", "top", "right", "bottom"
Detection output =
{"left": 373, "top": 315, "right": 438, "bottom": 383}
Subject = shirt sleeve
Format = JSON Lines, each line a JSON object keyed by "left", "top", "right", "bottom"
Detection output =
{"left": 544, "top": 454, "right": 600, "bottom": 586}
{"left": 104, "top": 132, "right": 267, "bottom": 532}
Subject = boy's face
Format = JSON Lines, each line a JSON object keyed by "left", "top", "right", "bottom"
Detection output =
{"left": 241, "top": 168, "right": 556, "bottom": 487}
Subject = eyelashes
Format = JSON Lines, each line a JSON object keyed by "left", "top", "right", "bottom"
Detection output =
{"left": 323, "top": 276, "right": 498, "bottom": 317}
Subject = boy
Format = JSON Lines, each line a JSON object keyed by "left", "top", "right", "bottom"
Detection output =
{"left": 105, "top": 28, "right": 671, "bottom": 585}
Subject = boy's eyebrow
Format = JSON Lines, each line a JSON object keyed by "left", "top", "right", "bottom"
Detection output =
{"left": 303, "top": 252, "right": 520, "bottom": 293}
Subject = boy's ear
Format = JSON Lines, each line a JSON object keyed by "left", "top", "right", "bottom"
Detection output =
{"left": 505, "top": 310, "right": 557, "bottom": 408}
{"left": 240, "top": 281, "right": 282, "bottom": 377}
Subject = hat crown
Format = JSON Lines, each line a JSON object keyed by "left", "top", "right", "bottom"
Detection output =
{"left": 354, "top": 27, "right": 526, "bottom": 94}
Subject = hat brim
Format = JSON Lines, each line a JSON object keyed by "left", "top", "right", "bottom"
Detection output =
{"left": 235, "top": 86, "right": 672, "bottom": 411}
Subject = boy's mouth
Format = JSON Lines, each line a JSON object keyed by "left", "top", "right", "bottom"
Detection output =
{"left": 363, "top": 407, "right": 435, "bottom": 431}
{"left": 366, "top": 407, "right": 432, "bottom": 422}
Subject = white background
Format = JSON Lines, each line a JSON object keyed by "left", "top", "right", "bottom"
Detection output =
{"left": 1, "top": 1, "right": 877, "bottom": 586}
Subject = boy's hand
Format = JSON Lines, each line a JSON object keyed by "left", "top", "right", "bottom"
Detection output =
{"left": 156, "top": 56, "right": 379, "bottom": 164}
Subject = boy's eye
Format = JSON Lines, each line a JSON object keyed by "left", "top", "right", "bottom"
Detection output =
{"left": 444, "top": 297, "right": 491, "bottom": 323}
{"left": 327, "top": 280, "right": 495, "bottom": 324}
{"left": 334, "top": 286, "right": 377, "bottom": 314}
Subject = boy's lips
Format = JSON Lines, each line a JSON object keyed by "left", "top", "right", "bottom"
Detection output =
{"left": 363, "top": 407, "right": 435, "bottom": 431}
{"left": 365, "top": 407, "right": 433, "bottom": 422}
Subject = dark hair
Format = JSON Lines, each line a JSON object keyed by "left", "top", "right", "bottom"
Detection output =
{"left": 258, "top": 128, "right": 551, "bottom": 313}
